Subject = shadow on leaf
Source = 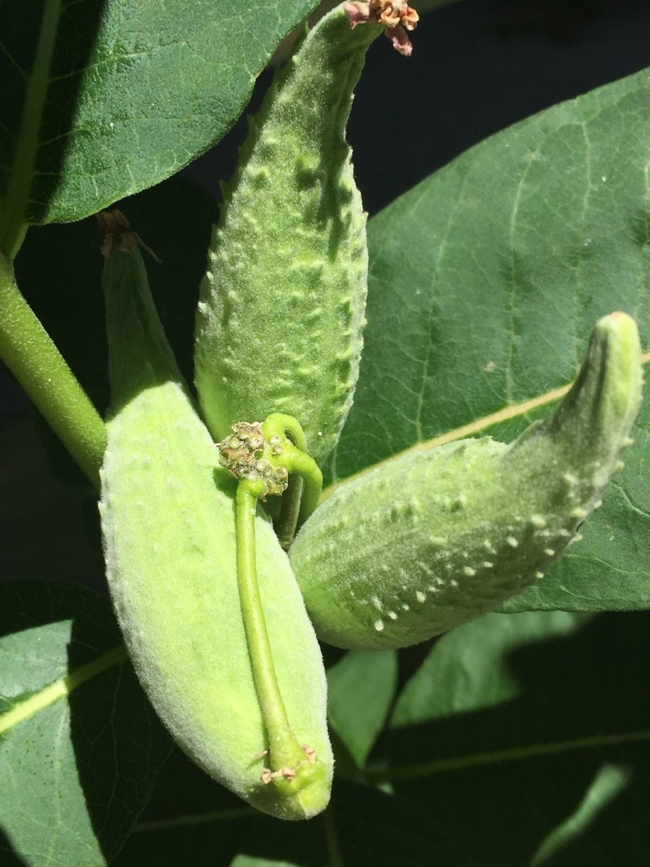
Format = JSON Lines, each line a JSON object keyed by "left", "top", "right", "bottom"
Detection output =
{"left": 381, "top": 610, "right": 650, "bottom": 866}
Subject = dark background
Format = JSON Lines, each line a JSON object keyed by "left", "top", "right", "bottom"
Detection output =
{"left": 3, "top": 0, "right": 650, "bottom": 589}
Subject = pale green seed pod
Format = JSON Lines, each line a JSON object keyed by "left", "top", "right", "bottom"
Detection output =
{"left": 290, "top": 312, "right": 643, "bottom": 649}
{"left": 194, "top": 5, "right": 382, "bottom": 465}
{"left": 98, "top": 218, "right": 332, "bottom": 819}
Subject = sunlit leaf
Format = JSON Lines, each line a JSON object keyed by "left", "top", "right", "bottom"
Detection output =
{"left": 0, "top": 0, "right": 316, "bottom": 244}
{"left": 327, "top": 64, "right": 650, "bottom": 612}
{"left": 0, "top": 581, "right": 172, "bottom": 867}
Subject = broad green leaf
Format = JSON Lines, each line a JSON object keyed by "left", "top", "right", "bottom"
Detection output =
{"left": 326, "top": 649, "right": 397, "bottom": 768}
{"left": 0, "top": 0, "right": 315, "bottom": 247}
{"left": 380, "top": 610, "right": 650, "bottom": 866}
{"left": 326, "top": 64, "right": 650, "bottom": 613}
{"left": 0, "top": 581, "right": 172, "bottom": 867}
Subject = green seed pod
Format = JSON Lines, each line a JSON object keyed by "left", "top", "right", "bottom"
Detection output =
{"left": 290, "top": 312, "right": 643, "bottom": 649}
{"left": 98, "top": 214, "right": 332, "bottom": 819}
{"left": 194, "top": 5, "right": 383, "bottom": 465}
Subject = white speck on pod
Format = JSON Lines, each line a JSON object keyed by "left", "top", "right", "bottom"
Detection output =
{"left": 507, "top": 536, "right": 519, "bottom": 548}
{"left": 374, "top": 619, "right": 384, "bottom": 632}
{"left": 463, "top": 566, "right": 476, "bottom": 577}
{"left": 416, "top": 591, "right": 426, "bottom": 603}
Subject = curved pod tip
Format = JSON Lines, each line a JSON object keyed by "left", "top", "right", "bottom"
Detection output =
{"left": 290, "top": 313, "right": 643, "bottom": 650}
{"left": 594, "top": 310, "right": 643, "bottom": 430}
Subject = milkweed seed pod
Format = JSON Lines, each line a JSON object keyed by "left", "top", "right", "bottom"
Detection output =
{"left": 290, "top": 312, "right": 643, "bottom": 649}
{"left": 98, "top": 214, "right": 332, "bottom": 819}
{"left": 194, "top": 4, "right": 385, "bottom": 466}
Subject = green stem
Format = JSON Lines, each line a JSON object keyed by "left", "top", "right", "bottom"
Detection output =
{"left": 267, "top": 413, "right": 308, "bottom": 548}
{"left": 235, "top": 479, "right": 305, "bottom": 771}
{"left": 261, "top": 412, "right": 323, "bottom": 540}
{"left": 269, "top": 413, "right": 308, "bottom": 452}
{"left": 274, "top": 473, "right": 304, "bottom": 551}
{"left": 0, "top": 252, "right": 106, "bottom": 488}
{"left": 287, "top": 446, "right": 323, "bottom": 528}
{"left": 323, "top": 806, "right": 345, "bottom": 867}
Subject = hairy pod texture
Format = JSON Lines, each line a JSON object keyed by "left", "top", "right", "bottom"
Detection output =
{"left": 99, "top": 233, "right": 332, "bottom": 819}
{"left": 194, "top": 5, "right": 381, "bottom": 465}
{"left": 290, "top": 313, "right": 643, "bottom": 649}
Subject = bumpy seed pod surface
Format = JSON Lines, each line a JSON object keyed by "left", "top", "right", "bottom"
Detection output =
{"left": 290, "top": 313, "right": 643, "bottom": 649}
{"left": 194, "top": 5, "right": 382, "bottom": 465}
{"left": 99, "top": 221, "right": 332, "bottom": 819}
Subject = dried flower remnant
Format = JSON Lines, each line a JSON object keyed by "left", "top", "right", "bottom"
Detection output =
{"left": 344, "top": 0, "right": 419, "bottom": 55}
{"left": 218, "top": 422, "right": 289, "bottom": 497}
{"left": 96, "top": 209, "right": 161, "bottom": 261}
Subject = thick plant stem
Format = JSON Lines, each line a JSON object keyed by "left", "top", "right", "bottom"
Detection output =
{"left": 0, "top": 251, "right": 106, "bottom": 487}
{"left": 235, "top": 479, "right": 307, "bottom": 775}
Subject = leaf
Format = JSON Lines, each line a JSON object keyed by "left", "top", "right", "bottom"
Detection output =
{"left": 0, "top": 0, "right": 316, "bottom": 242}
{"left": 529, "top": 763, "right": 632, "bottom": 866}
{"left": 0, "top": 581, "right": 172, "bottom": 867}
{"left": 326, "top": 649, "right": 397, "bottom": 768}
{"left": 380, "top": 610, "right": 650, "bottom": 866}
{"left": 113, "top": 611, "right": 650, "bottom": 865}
{"left": 326, "top": 64, "right": 650, "bottom": 612}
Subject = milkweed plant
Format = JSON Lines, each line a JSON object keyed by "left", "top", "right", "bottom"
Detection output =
{"left": 1, "top": 1, "right": 650, "bottom": 865}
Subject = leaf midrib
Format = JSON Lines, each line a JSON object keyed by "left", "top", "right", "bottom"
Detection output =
{"left": 322, "top": 350, "right": 650, "bottom": 501}
{"left": 366, "top": 728, "right": 650, "bottom": 783}
{"left": 0, "top": 643, "right": 127, "bottom": 735}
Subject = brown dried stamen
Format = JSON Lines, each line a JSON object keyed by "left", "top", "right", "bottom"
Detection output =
{"left": 217, "top": 422, "right": 289, "bottom": 497}
{"left": 344, "top": 0, "right": 419, "bottom": 55}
